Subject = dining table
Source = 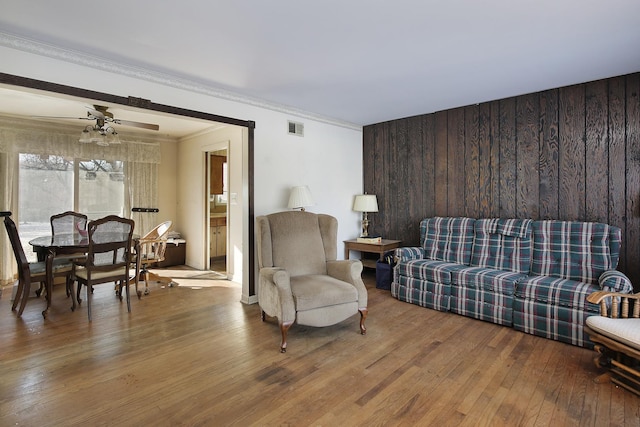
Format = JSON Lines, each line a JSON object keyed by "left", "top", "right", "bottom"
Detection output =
{"left": 29, "top": 232, "right": 140, "bottom": 318}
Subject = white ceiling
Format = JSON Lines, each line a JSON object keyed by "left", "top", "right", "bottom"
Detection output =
{"left": 1, "top": 0, "right": 639, "bottom": 128}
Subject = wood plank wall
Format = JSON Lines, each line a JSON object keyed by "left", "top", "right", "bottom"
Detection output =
{"left": 363, "top": 72, "right": 640, "bottom": 289}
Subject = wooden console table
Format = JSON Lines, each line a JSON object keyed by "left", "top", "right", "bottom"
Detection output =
{"left": 344, "top": 239, "right": 402, "bottom": 269}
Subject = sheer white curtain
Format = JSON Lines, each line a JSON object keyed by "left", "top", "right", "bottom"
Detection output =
{"left": 0, "top": 115, "right": 162, "bottom": 285}
{"left": 0, "top": 151, "right": 15, "bottom": 286}
{"left": 126, "top": 161, "right": 159, "bottom": 237}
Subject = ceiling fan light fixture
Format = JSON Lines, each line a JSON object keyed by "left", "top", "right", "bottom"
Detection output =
{"left": 89, "top": 127, "right": 102, "bottom": 143}
{"left": 104, "top": 126, "right": 121, "bottom": 145}
{"left": 79, "top": 124, "right": 117, "bottom": 146}
{"left": 79, "top": 126, "right": 93, "bottom": 143}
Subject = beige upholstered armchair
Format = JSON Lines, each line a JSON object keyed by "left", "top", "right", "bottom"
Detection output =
{"left": 256, "top": 211, "right": 368, "bottom": 352}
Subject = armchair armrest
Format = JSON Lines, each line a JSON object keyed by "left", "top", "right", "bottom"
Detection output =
{"left": 599, "top": 270, "right": 634, "bottom": 293}
{"left": 136, "top": 236, "right": 168, "bottom": 262}
{"left": 258, "top": 267, "right": 296, "bottom": 323}
{"left": 587, "top": 291, "right": 640, "bottom": 319}
{"left": 327, "top": 260, "right": 367, "bottom": 308}
{"left": 394, "top": 247, "right": 424, "bottom": 263}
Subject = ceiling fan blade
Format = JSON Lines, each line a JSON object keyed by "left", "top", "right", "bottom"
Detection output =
{"left": 113, "top": 119, "right": 159, "bottom": 131}
{"left": 86, "top": 106, "right": 105, "bottom": 120}
{"left": 31, "top": 115, "right": 92, "bottom": 121}
{"left": 33, "top": 105, "right": 159, "bottom": 131}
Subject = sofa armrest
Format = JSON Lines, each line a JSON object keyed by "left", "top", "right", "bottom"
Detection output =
{"left": 599, "top": 270, "right": 634, "bottom": 293}
{"left": 327, "top": 260, "right": 367, "bottom": 308}
{"left": 394, "top": 247, "right": 424, "bottom": 263}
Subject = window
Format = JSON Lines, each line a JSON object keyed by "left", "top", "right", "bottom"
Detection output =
{"left": 77, "top": 159, "right": 125, "bottom": 218}
{"left": 18, "top": 154, "right": 125, "bottom": 261}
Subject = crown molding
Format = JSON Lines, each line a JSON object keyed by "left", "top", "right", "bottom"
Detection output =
{"left": 0, "top": 32, "right": 362, "bottom": 131}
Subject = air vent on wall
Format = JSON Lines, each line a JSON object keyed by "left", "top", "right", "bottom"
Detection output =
{"left": 288, "top": 120, "right": 304, "bottom": 137}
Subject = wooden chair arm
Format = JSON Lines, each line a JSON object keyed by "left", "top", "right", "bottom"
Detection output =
{"left": 136, "top": 237, "right": 169, "bottom": 263}
{"left": 587, "top": 291, "right": 640, "bottom": 319}
{"left": 139, "top": 236, "right": 167, "bottom": 245}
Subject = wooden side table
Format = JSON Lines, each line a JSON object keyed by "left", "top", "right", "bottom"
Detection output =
{"left": 344, "top": 239, "right": 402, "bottom": 269}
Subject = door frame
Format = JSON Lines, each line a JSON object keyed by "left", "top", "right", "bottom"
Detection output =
{"left": 0, "top": 72, "right": 257, "bottom": 300}
{"left": 205, "top": 142, "right": 229, "bottom": 274}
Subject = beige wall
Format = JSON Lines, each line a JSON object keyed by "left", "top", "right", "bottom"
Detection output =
{"left": 177, "top": 126, "right": 244, "bottom": 281}
{"left": 158, "top": 139, "right": 179, "bottom": 225}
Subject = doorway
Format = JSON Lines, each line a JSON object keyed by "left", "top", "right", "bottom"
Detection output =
{"left": 0, "top": 72, "right": 257, "bottom": 303}
{"left": 207, "top": 149, "right": 228, "bottom": 276}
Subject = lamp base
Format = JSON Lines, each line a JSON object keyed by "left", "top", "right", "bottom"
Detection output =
{"left": 361, "top": 213, "right": 370, "bottom": 237}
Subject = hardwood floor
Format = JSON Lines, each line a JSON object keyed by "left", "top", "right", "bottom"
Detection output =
{"left": 1, "top": 268, "right": 638, "bottom": 426}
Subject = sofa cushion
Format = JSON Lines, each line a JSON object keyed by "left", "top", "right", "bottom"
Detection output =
{"left": 450, "top": 288, "right": 514, "bottom": 326}
{"left": 586, "top": 316, "right": 640, "bottom": 351}
{"left": 290, "top": 274, "right": 358, "bottom": 311}
{"left": 421, "top": 217, "right": 476, "bottom": 264}
{"left": 395, "top": 259, "right": 464, "bottom": 285}
{"left": 470, "top": 218, "right": 532, "bottom": 274}
{"left": 515, "top": 275, "right": 600, "bottom": 312}
{"left": 452, "top": 266, "right": 527, "bottom": 296}
{"left": 392, "top": 275, "right": 451, "bottom": 311}
{"left": 513, "top": 305, "right": 594, "bottom": 347}
{"left": 530, "top": 220, "right": 621, "bottom": 285}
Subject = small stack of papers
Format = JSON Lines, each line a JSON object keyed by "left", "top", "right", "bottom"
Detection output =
{"left": 357, "top": 236, "right": 382, "bottom": 244}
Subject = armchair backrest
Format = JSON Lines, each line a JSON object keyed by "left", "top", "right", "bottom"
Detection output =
{"left": 139, "top": 220, "right": 173, "bottom": 264}
{"left": 142, "top": 220, "right": 172, "bottom": 241}
{"left": 256, "top": 211, "right": 338, "bottom": 277}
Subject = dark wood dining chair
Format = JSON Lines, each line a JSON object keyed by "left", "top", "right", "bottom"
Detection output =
{"left": 50, "top": 211, "right": 88, "bottom": 236}
{"left": 71, "top": 215, "right": 135, "bottom": 321}
{"left": 3, "top": 212, "right": 73, "bottom": 316}
{"left": 47, "top": 211, "right": 89, "bottom": 297}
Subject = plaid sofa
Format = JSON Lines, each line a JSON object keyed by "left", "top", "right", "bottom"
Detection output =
{"left": 513, "top": 220, "right": 631, "bottom": 347}
{"left": 391, "top": 217, "right": 633, "bottom": 347}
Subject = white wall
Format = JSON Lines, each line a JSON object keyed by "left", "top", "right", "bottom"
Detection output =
{"left": 253, "top": 109, "right": 364, "bottom": 229}
{"left": 0, "top": 46, "right": 365, "bottom": 302}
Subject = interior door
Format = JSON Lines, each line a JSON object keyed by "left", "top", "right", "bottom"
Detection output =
{"left": 207, "top": 150, "right": 228, "bottom": 274}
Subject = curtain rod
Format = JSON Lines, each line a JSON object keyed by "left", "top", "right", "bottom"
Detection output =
{"left": 131, "top": 208, "right": 159, "bottom": 213}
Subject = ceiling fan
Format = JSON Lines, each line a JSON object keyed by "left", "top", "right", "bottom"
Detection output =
{"left": 33, "top": 104, "right": 160, "bottom": 146}
{"left": 34, "top": 104, "right": 160, "bottom": 131}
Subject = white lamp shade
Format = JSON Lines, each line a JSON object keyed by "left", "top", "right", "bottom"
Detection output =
{"left": 353, "top": 194, "right": 378, "bottom": 212}
{"left": 79, "top": 129, "right": 92, "bottom": 143}
{"left": 287, "top": 185, "right": 314, "bottom": 209}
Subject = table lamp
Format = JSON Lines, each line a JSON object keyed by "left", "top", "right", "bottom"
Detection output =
{"left": 353, "top": 194, "right": 378, "bottom": 237}
{"left": 287, "top": 185, "right": 314, "bottom": 211}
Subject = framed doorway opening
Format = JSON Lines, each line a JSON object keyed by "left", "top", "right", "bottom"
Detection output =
{"left": 0, "top": 72, "right": 257, "bottom": 302}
